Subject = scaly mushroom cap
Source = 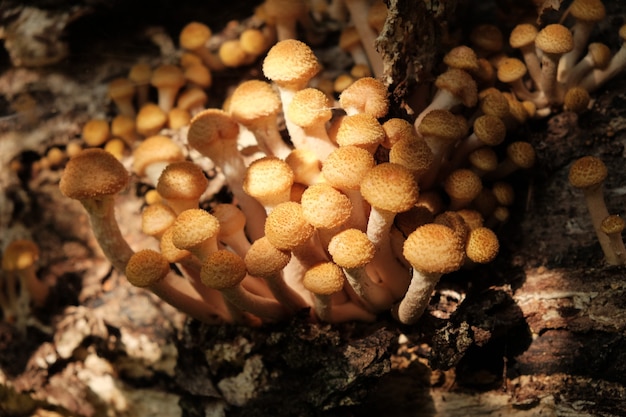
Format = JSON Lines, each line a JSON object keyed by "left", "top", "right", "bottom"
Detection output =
{"left": 300, "top": 183, "right": 352, "bottom": 229}
{"left": 509, "top": 24, "right": 538, "bottom": 49}
{"left": 434, "top": 211, "right": 471, "bottom": 242}
{"left": 382, "top": 118, "right": 418, "bottom": 149}
{"left": 434, "top": 68, "right": 478, "bottom": 107}
{"left": 491, "top": 181, "right": 515, "bottom": 206}
{"left": 302, "top": 262, "right": 345, "bottom": 296}
{"left": 469, "top": 147, "right": 498, "bottom": 173}
{"left": 287, "top": 88, "right": 332, "bottom": 127}
{"left": 535, "top": 24, "right": 574, "bottom": 55}
{"left": 568, "top": 155, "right": 607, "bottom": 189}
{"left": 201, "top": 250, "right": 247, "bottom": 290}
{"left": 2, "top": 239, "right": 39, "bottom": 271}
{"left": 403, "top": 224, "right": 465, "bottom": 274}
{"left": 171, "top": 209, "right": 220, "bottom": 251}
{"left": 479, "top": 90, "right": 510, "bottom": 119}
{"left": 506, "top": 141, "right": 536, "bottom": 169}
{"left": 60, "top": 148, "right": 129, "bottom": 200}
{"left": 321, "top": 145, "right": 375, "bottom": 190}
{"left": 132, "top": 135, "right": 184, "bottom": 177}
{"left": 262, "top": 39, "right": 321, "bottom": 89}
{"left": 473, "top": 115, "right": 506, "bottom": 146}
{"left": 587, "top": 43, "right": 611, "bottom": 69}
{"left": 156, "top": 161, "right": 209, "bottom": 202}
{"left": 179, "top": 22, "right": 212, "bottom": 51}
{"left": 601, "top": 215, "right": 625, "bottom": 235}
{"left": 125, "top": 249, "right": 170, "bottom": 288}
{"left": 229, "top": 80, "right": 281, "bottom": 125}
{"left": 264, "top": 201, "right": 315, "bottom": 250}
{"left": 243, "top": 156, "right": 294, "bottom": 207}
{"left": 418, "top": 109, "right": 466, "bottom": 144}
{"left": 335, "top": 113, "right": 385, "bottom": 152}
{"left": 244, "top": 236, "right": 291, "bottom": 278}
{"left": 212, "top": 204, "right": 246, "bottom": 238}
{"left": 470, "top": 24, "right": 504, "bottom": 54}
{"left": 360, "top": 163, "right": 419, "bottom": 213}
{"left": 136, "top": 103, "right": 168, "bottom": 136}
{"left": 389, "top": 135, "right": 434, "bottom": 177}
{"left": 465, "top": 227, "right": 500, "bottom": 264}
{"left": 570, "top": 0, "right": 606, "bottom": 22}
{"left": 497, "top": 57, "right": 527, "bottom": 83}
{"left": 328, "top": 228, "right": 375, "bottom": 269}
{"left": 285, "top": 148, "right": 321, "bottom": 185}
{"left": 141, "top": 203, "right": 177, "bottom": 238}
{"left": 443, "top": 45, "right": 479, "bottom": 72}
{"left": 338, "top": 77, "right": 389, "bottom": 118}
{"left": 564, "top": 87, "right": 591, "bottom": 113}
{"left": 159, "top": 227, "right": 192, "bottom": 263}
{"left": 444, "top": 169, "right": 483, "bottom": 204}
{"left": 187, "top": 109, "right": 240, "bottom": 158}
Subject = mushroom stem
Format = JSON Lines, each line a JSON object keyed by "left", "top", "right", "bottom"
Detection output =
{"left": 343, "top": 0, "right": 384, "bottom": 78}
{"left": 393, "top": 270, "right": 440, "bottom": 325}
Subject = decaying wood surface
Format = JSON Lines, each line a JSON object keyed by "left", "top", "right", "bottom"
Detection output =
{"left": 0, "top": 1, "right": 625, "bottom": 416}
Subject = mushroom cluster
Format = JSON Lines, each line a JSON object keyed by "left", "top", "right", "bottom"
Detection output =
{"left": 56, "top": 0, "right": 625, "bottom": 326}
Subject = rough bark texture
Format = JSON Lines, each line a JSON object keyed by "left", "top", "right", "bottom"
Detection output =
{"left": 1, "top": 1, "right": 626, "bottom": 416}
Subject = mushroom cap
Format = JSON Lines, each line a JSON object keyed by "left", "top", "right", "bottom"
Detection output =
{"left": 111, "top": 115, "right": 137, "bottom": 143}
{"left": 506, "top": 141, "right": 535, "bottom": 169}
{"left": 125, "top": 249, "right": 170, "bottom": 288}
{"left": 300, "top": 183, "right": 352, "bottom": 229}
{"left": 497, "top": 57, "right": 527, "bottom": 83}
{"left": 156, "top": 161, "right": 209, "bottom": 202}
{"left": 264, "top": 0, "right": 307, "bottom": 20}
{"left": 141, "top": 203, "right": 177, "bottom": 237}
{"left": 473, "top": 115, "right": 506, "bottom": 146}
{"left": 568, "top": 155, "right": 607, "bottom": 189}
{"left": 184, "top": 64, "right": 212, "bottom": 88}
{"left": 403, "top": 224, "right": 465, "bottom": 274}
{"left": 321, "top": 145, "right": 374, "bottom": 190}
{"left": 360, "top": 163, "right": 419, "bottom": 213}
{"left": 382, "top": 118, "right": 417, "bottom": 149}
{"left": 229, "top": 80, "right": 281, "bottom": 125}
{"left": 60, "top": 148, "right": 129, "bottom": 200}
{"left": 491, "top": 181, "right": 515, "bottom": 206}
{"left": 443, "top": 45, "right": 480, "bottom": 72}
{"left": 285, "top": 148, "right": 321, "bottom": 185}
{"left": 168, "top": 108, "right": 192, "bottom": 130}
{"left": 171, "top": 209, "right": 220, "bottom": 250}
{"left": 479, "top": 90, "right": 510, "bottom": 119}
{"left": 244, "top": 236, "right": 291, "bottom": 278}
{"left": 456, "top": 209, "right": 485, "bottom": 230}
{"left": 108, "top": 77, "right": 136, "bottom": 101}
{"left": 339, "top": 77, "right": 389, "bottom": 118}
{"left": 335, "top": 113, "right": 385, "bottom": 152}
{"left": 570, "top": 0, "right": 606, "bottom": 22}
{"left": 601, "top": 215, "right": 625, "bottom": 235}
{"left": 177, "top": 87, "right": 208, "bottom": 111}
{"left": 132, "top": 135, "right": 184, "bottom": 177}
{"left": 509, "top": 23, "right": 538, "bottom": 49}
{"left": 434, "top": 211, "right": 471, "bottom": 242}
{"left": 535, "top": 24, "right": 574, "bottom": 55}
{"left": 128, "top": 62, "right": 152, "bottom": 86}
{"left": 302, "top": 262, "right": 345, "bottom": 295}
{"left": 563, "top": 87, "right": 591, "bottom": 114}
{"left": 418, "top": 109, "right": 466, "bottom": 144}
{"left": 444, "top": 169, "right": 483, "bottom": 203}
{"left": 200, "top": 250, "right": 247, "bottom": 290}
{"left": 240, "top": 28, "right": 268, "bottom": 56}
{"left": 82, "top": 119, "right": 110, "bottom": 147}
{"left": 2, "top": 239, "right": 39, "bottom": 271}
{"left": 179, "top": 22, "right": 212, "bottom": 50}
{"left": 389, "top": 135, "right": 434, "bottom": 177}
{"left": 465, "top": 227, "right": 500, "bottom": 264}
{"left": 468, "top": 147, "right": 498, "bottom": 173}
{"left": 587, "top": 42, "right": 611, "bottom": 69}
{"left": 187, "top": 109, "right": 240, "bottom": 159}
{"left": 243, "top": 156, "right": 294, "bottom": 207}
{"left": 219, "top": 39, "right": 248, "bottom": 68}
{"left": 434, "top": 69, "right": 478, "bottom": 107}
{"left": 159, "top": 227, "right": 192, "bottom": 263}
{"left": 150, "top": 64, "right": 186, "bottom": 90}
{"left": 470, "top": 24, "right": 504, "bottom": 53}
{"left": 328, "top": 228, "right": 375, "bottom": 269}
{"left": 265, "top": 201, "right": 315, "bottom": 250}
{"left": 287, "top": 88, "right": 332, "bottom": 128}
{"left": 136, "top": 103, "right": 168, "bottom": 136}
{"left": 262, "top": 39, "right": 321, "bottom": 89}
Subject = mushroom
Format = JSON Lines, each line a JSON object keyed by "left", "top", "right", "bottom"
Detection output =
{"left": 156, "top": 161, "right": 209, "bottom": 214}
{"left": 128, "top": 62, "right": 152, "bottom": 108}
{"left": 334, "top": 113, "right": 385, "bottom": 154}
{"left": 565, "top": 42, "right": 610, "bottom": 89}
{"left": 263, "top": 0, "right": 308, "bottom": 41}
{"left": 244, "top": 236, "right": 309, "bottom": 313}
{"left": 150, "top": 64, "right": 186, "bottom": 113}
{"left": 338, "top": 76, "right": 389, "bottom": 118}
{"left": 136, "top": 103, "right": 168, "bottom": 137}
{"left": 179, "top": 22, "right": 223, "bottom": 70}
{"left": 141, "top": 203, "right": 177, "bottom": 240}
{"left": 327, "top": 228, "right": 394, "bottom": 312}
{"left": 580, "top": 24, "right": 626, "bottom": 92}
{"left": 212, "top": 204, "right": 251, "bottom": 257}
{"left": 2, "top": 239, "right": 48, "bottom": 309}
{"left": 465, "top": 227, "right": 500, "bottom": 265}
{"left": 393, "top": 223, "right": 465, "bottom": 325}
{"left": 447, "top": 114, "right": 506, "bottom": 174}
{"left": 568, "top": 155, "right": 620, "bottom": 265}
{"left": 81, "top": 119, "right": 110, "bottom": 147}
{"left": 108, "top": 77, "right": 136, "bottom": 117}
{"left": 534, "top": 24, "right": 574, "bottom": 104}
{"left": 509, "top": 23, "right": 542, "bottom": 88}
{"left": 486, "top": 141, "right": 536, "bottom": 180}
{"left": 171, "top": 208, "right": 220, "bottom": 263}
{"left": 59, "top": 148, "right": 133, "bottom": 273}
{"left": 132, "top": 135, "right": 185, "bottom": 185}
{"left": 601, "top": 215, "right": 626, "bottom": 265}
{"left": 443, "top": 169, "right": 483, "bottom": 210}
{"left": 243, "top": 156, "right": 295, "bottom": 212}
{"left": 201, "top": 249, "right": 287, "bottom": 322}
{"left": 343, "top": 0, "right": 384, "bottom": 78}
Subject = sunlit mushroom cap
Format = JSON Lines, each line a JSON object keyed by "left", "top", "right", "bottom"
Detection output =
{"left": 60, "top": 148, "right": 129, "bottom": 200}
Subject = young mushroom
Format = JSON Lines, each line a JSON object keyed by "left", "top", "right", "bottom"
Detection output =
{"left": 601, "top": 215, "right": 626, "bottom": 265}
{"left": 2, "top": 239, "right": 49, "bottom": 309}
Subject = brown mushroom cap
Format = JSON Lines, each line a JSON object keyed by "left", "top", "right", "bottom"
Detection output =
{"left": 470, "top": 24, "right": 504, "bottom": 54}
{"left": 136, "top": 103, "right": 168, "bottom": 137}
{"left": 335, "top": 113, "right": 385, "bottom": 152}
{"left": 264, "top": 201, "right": 315, "bottom": 250}
{"left": 388, "top": 135, "right": 434, "bottom": 177}
{"left": 418, "top": 109, "right": 466, "bottom": 145}
{"left": 2, "top": 239, "right": 39, "bottom": 271}
{"left": 156, "top": 161, "right": 208, "bottom": 203}
{"left": 132, "top": 135, "right": 184, "bottom": 177}
{"left": 601, "top": 215, "right": 625, "bottom": 235}
{"left": 509, "top": 24, "right": 538, "bottom": 49}
{"left": 187, "top": 109, "right": 240, "bottom": 159}
{"left": 300, "top": 183, "right": 352, "bottom": 229}
{"left": 151, "top": 64, "right": 186, "bottom": 91}
{"left": 444, "top": 169, "right": 483, "bottom": 204}
{"left": 171, "top": 209, "right": 220, "bottom": 251}
{"left": 82, "top": 119, "right": 110, "bottom": 147}
{"left": 473, "top": 115, "right": 506, "bottom": 146}
{"left": 568, "top": 155, "right": 607, "bottom": 189}
{"left": 443, "top": 45, "right": 480, "bottom": 72}
{"left": 244, "top": 236, "right": 291, "bottom": 278}
{"left": 469, "top": 147, "right": 498, "bottom": 173}
{"left": 563, "top": 87, "right": 591, "bottom": 113}
{"left": 497, "top": 57, "right": 527, "bottom": 83}
{"left": 287, "top": 88, "right": 332, "bottom": 127}
{"left": 125, "top": 249, "right": 170, "bottom": 288}
{"left": 338, "top": 77, "right": 389, "bottom": 118}
{"left": 262, "top": 39, "right": 321, "bottom": 89}
{"left": 229, "top": 80, "right": 281, "bottom": 126}
{"left": 302, "top": 262, "right": 345, "bottom": 296}
{"left": 179, "top": 22, "right": 212, "bottom": 51}
{"left": 141, "top": 203, "right": 177, "bottom": 238}
{"left": 60, "top": 148, "right": 129, "bottom": 200}
{"left": 360, "top": 163, "right": 419, "bottom": 213}
{"left": 506, "top": 141, "right": 536, "bottom": 169}
{"left": 403, "top": 224, "right": 465, "bottom": 274}
{"left": 434, "top": 68, "right": 478, "bottom": 107}
{"left": 465, "top": 227, "right": 500, "bottom": 264}
{"left": 200, "top": 250, "right": 247, "bottom": 290}
{"left": 243, "top": 156, "right": 294, "bottom": 207}
{"left": 535, "top": 24, "right": 574, "bottom": 55}
{"left": 328, "top": 228, "right": 375, "bottom": 269}
{"left": 321, "top": 145, "right": 375, "bottom": 190}
{"left": 570, "top": 0, "right": 606, "bottom": 22}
